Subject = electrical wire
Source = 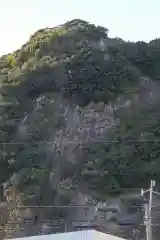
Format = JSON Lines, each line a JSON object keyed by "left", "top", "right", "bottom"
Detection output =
{"left": 1, "top": 138, "right": 160, "bottom": 144}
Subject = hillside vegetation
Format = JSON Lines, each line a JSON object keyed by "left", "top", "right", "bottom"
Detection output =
{"left": 1, "top": 19, "right": 160, "bottom": 237}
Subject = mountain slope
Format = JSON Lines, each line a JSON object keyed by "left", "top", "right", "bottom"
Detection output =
{"left": 0, "top": 19, "right": 160, "bottom": 239}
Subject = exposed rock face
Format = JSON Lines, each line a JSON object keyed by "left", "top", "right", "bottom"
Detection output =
{"left": 2, "top": 18, "right": 160, "bottom": 240}
{"left": 1, "top": 76, "right": 158, "bottom": 239}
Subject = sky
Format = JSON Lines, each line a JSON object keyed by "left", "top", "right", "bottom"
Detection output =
{"left": 0, "top": 0, "right": 160, "bottom": 56}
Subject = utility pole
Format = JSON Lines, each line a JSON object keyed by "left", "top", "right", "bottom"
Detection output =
{"left": 144, "top": 203, "right": 149, "bottom": 240}
{"left": 141, "top": 180, "right": 160, "bottom": 240}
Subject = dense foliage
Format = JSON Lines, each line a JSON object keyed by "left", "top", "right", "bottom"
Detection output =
{"left": 1, "top": 19, "right": 160, "bottom": 234}
{"left": 81, "top": 103, "right": 160, "bottom": 194}
{"left": 0, "top": 19, "right": 140, "bottom": 184}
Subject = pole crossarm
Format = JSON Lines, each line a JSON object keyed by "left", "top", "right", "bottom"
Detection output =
{"left": 153, "top": 191, "right": 160, "bottom": 195}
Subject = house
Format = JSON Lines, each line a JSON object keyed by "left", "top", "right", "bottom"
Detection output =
{"left": 5, "top": 230, "right": 126, "bottom": 240}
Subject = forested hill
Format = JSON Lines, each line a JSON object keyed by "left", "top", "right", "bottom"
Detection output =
{"left": 0, "top": 19, "right": 160, "bottom": 238}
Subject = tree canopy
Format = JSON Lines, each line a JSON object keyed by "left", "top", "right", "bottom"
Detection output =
{"left": 1, "top": 18, "right": 160, "bottom": 236}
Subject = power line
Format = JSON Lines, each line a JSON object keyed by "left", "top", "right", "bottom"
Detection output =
{"left": 0, "top": 203, "right": 149, "bottom": 210}
{"left": 1, "top": 139, "right": 160, "bottom": 144}
{"left": 15, "top": 205, "right": 98, "bottom": 208}
{"left": 5, "top": 204, "right": 145, "bottom": 208}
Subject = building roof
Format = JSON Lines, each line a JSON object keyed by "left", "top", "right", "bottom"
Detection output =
{"left": 5, "top": 230, "right": 126, "bottom": 240}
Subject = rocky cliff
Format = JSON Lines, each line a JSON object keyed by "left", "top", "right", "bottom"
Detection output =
{"left": 1, "top": 19, "right": 160, "bottom": 239}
